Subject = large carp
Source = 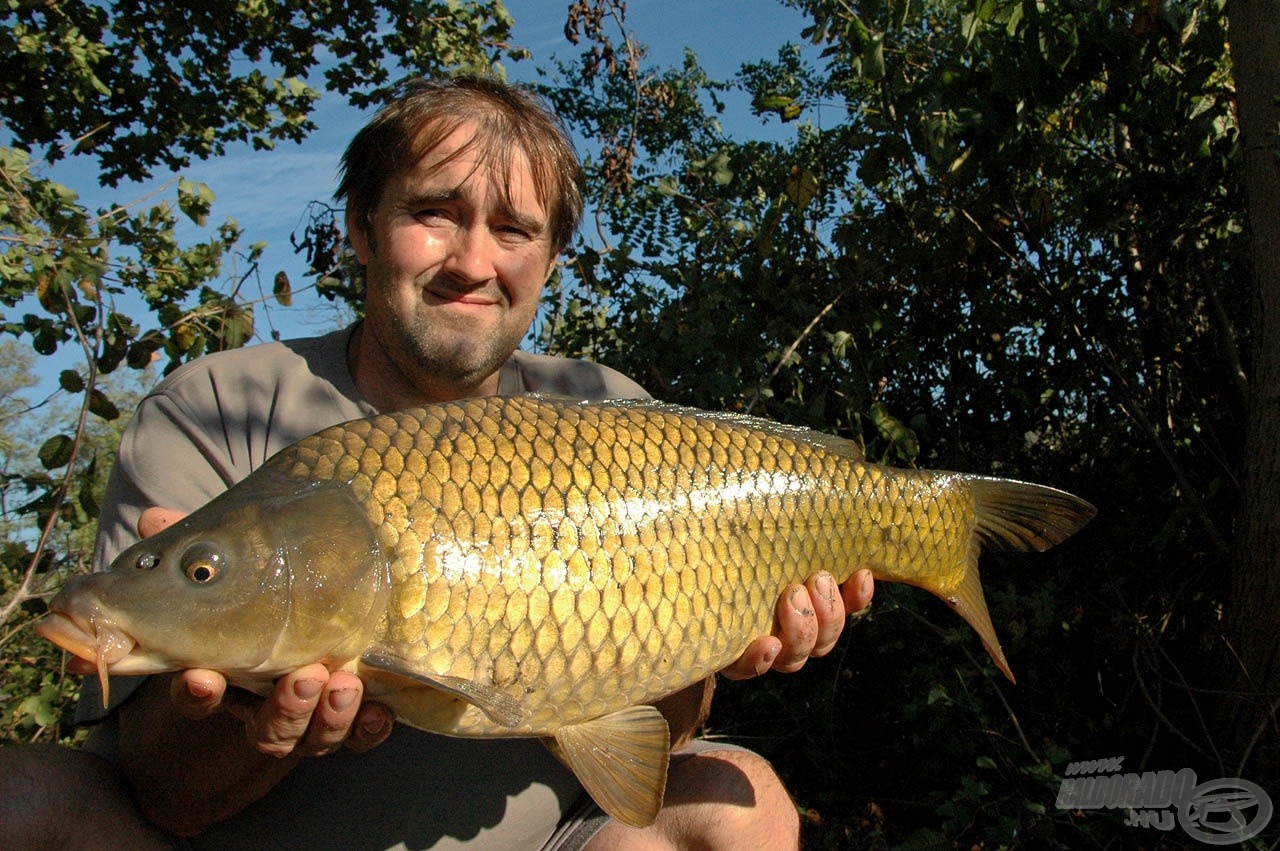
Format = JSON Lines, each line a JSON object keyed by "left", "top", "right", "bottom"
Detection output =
{"left": 37, "top": 395, "right": 1094, "bottom": 826}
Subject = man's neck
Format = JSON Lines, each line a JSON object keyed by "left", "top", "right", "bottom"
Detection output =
{"left": 345, "top": 322, "right": 501, "bottom": 411}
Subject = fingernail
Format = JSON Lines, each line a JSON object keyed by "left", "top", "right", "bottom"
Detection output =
{"left": 755, "top": 645, "right": 780, "bottom": 676}
{"left": 860, "top": 571, "right": 873, "bottom": 596}
{"left": 187, "top": 677, "right": 215, "bottom": 700}
{"left": 816, "top": 573, "right": 837, "bottom": 610}
{"left": 328, "top": 688, "right": 359, "bottom": 712}
{"left": 294, "top": 679, "right": 323, "bottom": 701}
{"left": 789, "top": 585, "right": 813, "bottom": 617}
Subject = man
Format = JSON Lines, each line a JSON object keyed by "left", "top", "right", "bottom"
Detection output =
{"left": 6, "top": 76, "right": 872, "bottom": 849}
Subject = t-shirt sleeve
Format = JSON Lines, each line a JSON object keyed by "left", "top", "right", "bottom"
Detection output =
{"left": 93, "top": 392, "right": 241, "bottom": 572}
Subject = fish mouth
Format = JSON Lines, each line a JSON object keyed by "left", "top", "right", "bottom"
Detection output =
{"left": 35, "top": 611, "right": 140, "bottom": 707}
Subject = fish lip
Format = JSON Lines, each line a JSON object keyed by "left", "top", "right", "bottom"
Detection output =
{"left": 36, "top": 609, "right": 152, "bottom": 708}
{"left": 34, "top": 610, "right": 140, "bottom": 673}
{"left": 34, "top": 611, "right": 109, "bottom": 662}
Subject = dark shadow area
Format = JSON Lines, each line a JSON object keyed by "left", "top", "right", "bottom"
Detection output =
{"left": 192, "top": 729, "right": 584, "bottom": 851}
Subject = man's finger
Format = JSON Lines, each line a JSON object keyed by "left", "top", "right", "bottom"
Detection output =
{"left": 719, "top": 636, "right": 782, "bottom": 681}
{"left": 345, "top": 701, "right": 396, "bottom": 753}
{"left": 807, "top": 572, "right": 846, "bottom": 658}
{"left": 297, "top": 670, "right": 364, "bottom": 757}
{"left": 843, "top": 568, "right": 875, "bottom": 618}
{"left": 138, "top": 507, "right": 185, "bottom": 538}
{"left": 168, "top": 670, "right": 228, "bottom": 720}
{"left": 252, "top": 664, "right": 330, "bottom": 758}
{"left": 772, "top": 583, "right": 819, "bottom": 673}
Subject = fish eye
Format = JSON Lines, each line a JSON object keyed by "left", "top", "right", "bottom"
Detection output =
{"left": 134, "top": 553, "right": 158, "bottom": 571}
{"left": 180, "top": 544, "right": 224, "bottom": 585}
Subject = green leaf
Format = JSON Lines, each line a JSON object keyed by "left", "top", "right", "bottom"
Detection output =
{"left": 88, "top": 388, "right": 120, "bottom": 421}
{"left": 58, "top": 370, "right": 85, "bottom": 393}
{"left": 177, "top": 179, "right": 215, "bottom": 226}
{"left": 38, "top": 434, "right": 75, "bottom": 470}
{"left": 869, "top": 402, "right": 920, "bottom": 461}
{"left": 220, "top": 306, "right": 253, "bottom": 350}
{"left": 127, "top": 333, "right": 165, "bottom": 369}
{"left": 753, "top": 94, "right": 795, "bottom": 113}
{"left": 863, "top": 35, "right": 885, "bottom": 80}
{"left": 78, "top": 479, "right": 100, "bottom": 519}
{"left": 785, "top": 167, "right": 819, "bottom": 209}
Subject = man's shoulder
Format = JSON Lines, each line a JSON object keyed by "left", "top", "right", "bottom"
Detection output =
{"left": 147, "top": 327, "right": 355, "bottom": 409}
{"left": 507, "top": 350, "right": 649, "bottom": 400}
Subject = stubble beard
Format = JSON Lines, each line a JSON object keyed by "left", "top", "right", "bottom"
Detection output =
{"left": 382, "top": 307, "right": 523, "bottom": 399}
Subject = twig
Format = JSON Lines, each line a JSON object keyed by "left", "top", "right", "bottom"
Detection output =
{"left": 894, "top": 601, "right": 1038, "bottom": 762}
{"left": 1131, "top": 637, "right": 1217, "bottom": 764}
{"left": 1236, "top": 690, "right": 1280, "bottom": 779}
{"left": 959, "top": 206, "right": 1230, "bottom": 556}
{"left": 745, "top": 287, "right": 847, "bottom": 415}
{"left": 0, "top": 284, "right": 102, "bottom": 626}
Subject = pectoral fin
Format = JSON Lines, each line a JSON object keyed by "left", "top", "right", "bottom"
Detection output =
{"left": 546, "top": 705, "right": 671, "bottom": 828}
{"left": 360, "top": 649, "right": 525, "bottom": 728}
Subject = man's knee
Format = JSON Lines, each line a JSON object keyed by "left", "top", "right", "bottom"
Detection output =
{"left": 0, "top": 742, "right": 171, "bottom": 851}
{"left": 680, "top": 747, "right": 798, "bottom": 839}
{"left": 665, "top": 747, "right": 799, "bottom": 848}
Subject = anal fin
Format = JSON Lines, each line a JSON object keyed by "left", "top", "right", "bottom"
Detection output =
{"left": 546, "top": 705, "right": 671, "bottom": 828}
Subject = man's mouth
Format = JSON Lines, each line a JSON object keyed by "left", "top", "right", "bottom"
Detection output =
{"left": 425, "top": 287, "right": 503, "bottom": 308}
{"left": 419, "top": 277, "right": 499, "bottom": 303}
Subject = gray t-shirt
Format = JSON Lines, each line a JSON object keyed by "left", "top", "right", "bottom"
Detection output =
{"left": 85, "top": 324, "right": 650, "bottom": 850}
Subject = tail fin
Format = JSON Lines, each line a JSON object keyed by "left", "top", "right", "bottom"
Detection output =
{"left": 949, "top": 477, "right": 1095, "bottom": 683}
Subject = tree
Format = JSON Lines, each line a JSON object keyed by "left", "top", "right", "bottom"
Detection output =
{"left": 0, "top": 339, "right": 151, "bottom": 743}
{"left": 3, "top": 0, "right": 522, "bottom": 185}
{"left": 1, "top": 0, "right": 521, "bottom": 741}
{"left": 536, "top": 0, "right": 1259, "bottom": 843}
{"left": 1225, "top": 0, "right": 1280, "bottom": 787}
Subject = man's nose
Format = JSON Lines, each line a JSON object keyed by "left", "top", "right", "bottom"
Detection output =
{"left": 441, "top": 226, "right": 497, "bottom": 283}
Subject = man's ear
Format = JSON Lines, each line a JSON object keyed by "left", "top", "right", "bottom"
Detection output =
{"left": 346, "top": 205, "right": 371, "bottom": 265}
{"left": 542, "top": 253, "right": 560, "bottom": 285}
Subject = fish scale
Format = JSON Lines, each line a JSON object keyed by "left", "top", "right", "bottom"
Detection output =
{"left": 278, "top": 397, "right": 979, "bottom": 732}
{"left": 37, "top": 394, "right": 1094, "bottom": 828}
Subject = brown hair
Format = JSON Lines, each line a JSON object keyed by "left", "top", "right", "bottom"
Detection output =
{"left": 336, "top": 76, "right": 583, "bottom": 254}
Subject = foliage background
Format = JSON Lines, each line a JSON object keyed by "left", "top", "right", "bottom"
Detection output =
{"left": 2, "top": 0, "right": 1275, "bottom": 847}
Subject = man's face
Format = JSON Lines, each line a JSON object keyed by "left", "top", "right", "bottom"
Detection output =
{"left": 349, "top": 123, "right": 556, "bottom": 402}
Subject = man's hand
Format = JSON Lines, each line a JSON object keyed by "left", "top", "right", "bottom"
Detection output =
{"left": 137, "top": 508, "right": 394, "bottom": 759}
{"left": 168, "top": 666, "right": 393, "bottom": 757}
{"left": 721, "top": 569, "right": 874, "bottom": 680}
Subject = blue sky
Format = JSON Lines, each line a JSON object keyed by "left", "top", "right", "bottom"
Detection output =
{"left": 27, "top": 0, "right": 819, "bottom": 394}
